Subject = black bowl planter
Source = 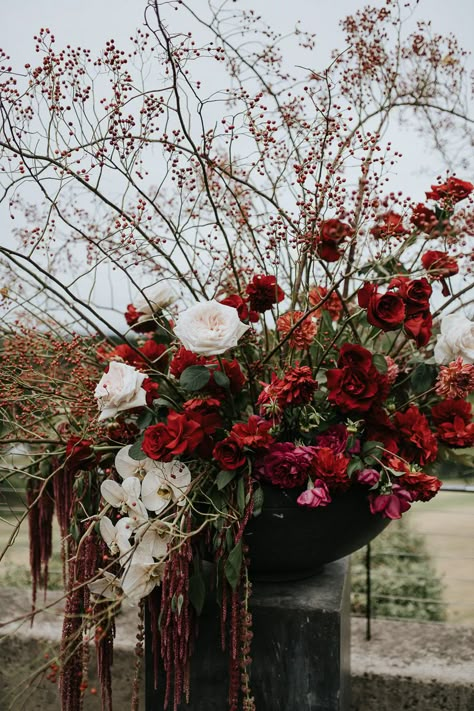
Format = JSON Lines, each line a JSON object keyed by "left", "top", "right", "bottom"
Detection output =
{"left": 245, "top": 484, "right": 390, "bottom": 582}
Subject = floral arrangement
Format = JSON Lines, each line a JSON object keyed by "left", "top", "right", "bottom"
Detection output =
{"left": 0, "top": 2, "right": 473, "bottom": 710}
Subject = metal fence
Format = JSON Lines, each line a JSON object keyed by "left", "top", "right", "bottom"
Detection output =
{"left": 352, "top": 484, "right": 474, "bottom": 638}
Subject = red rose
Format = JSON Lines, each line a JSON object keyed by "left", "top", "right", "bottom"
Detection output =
{"left": 213, "top": 438, "right": 247, "bottom": 470}
{"left": 256, "top": 442, "right": 316, "bottom": 488}
{"left": 404, "top": 310, "right": 433, "bottom": 347}
{"left": 317, "top": 219, "right": 353, "bottom": 262}
{"left": 142, "top": 378, "right": 160, "bottom": 406}
{"left": 124, "top": 304, "right": 156, "bottom": 333}
{"left": 326, "top": 344, "right": 388, "bottom": 413}
{"left": 421, "top": 250, "right": 459, "bottom": 297}
{"left": 230, "top": 416, "right": 274, "bottom": 451}
{"left": 371, "top": 212, "right": 408, "bottom": 240}
{"left": 426, "top": 177, "right": 474, "bottom": 204}
{"left": 219, "top": 294, "right": 259, "bottom": 323}
{"left": 411, "top": 203, "right": 439, "bottom": 233}
{"left": 65, "top": 436, "right": 98, "bottom": 472}
{"left": 393, "top": 406, "right": 437, "bottom": 465}
{"left": 358, "top": 283, "right": 406, "bottom": 331}
{"left": 369, "top": 485, "right": 412, "bottom": 519}
{"left": 142, "top": 412, "right": 204, "bottom": 461}
{"left": 246, "top": 274, "right": 284, "bottom": 313}
{"left": 390, "top": 276, "right": 432, "bottom": 316}
{"left": 169, "top": 346, "right": 206, "bottom": 378}
{"left": 311, "top": 447, "right": 350, "bottom": 493}
{"left": 314, "top": 424, "right": 349, "bottom": 454}
{"left": 431, "top": 399, "right": 474, "bottom": 448}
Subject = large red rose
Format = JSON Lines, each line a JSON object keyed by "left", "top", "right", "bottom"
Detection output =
{"left": 390, "top": 276, "right": 432, "bottom": 316}
{"left": 246, "top": 275, "right": 284, "bottom": 313}
{"left": 142, "top": 412, "right": 204, "bottom": 461}
{"left": 431, "top": 399, "right": 474, "bottom": 448}
{"left": 326, "top": 344, "right": 388, "bottom": 413}
{"left": 256, "top": 443, "right": 316, "bottom": 488}
{"left": 403, "top": 310, "right": 433, "bottom": 347}
{"left": 213, "top": 438, "right": 246, "bottom": 471}
{"left": 358, "top": 283, "right": 406, "bottom": 331}
{"left": 393, "top": 406, "right": 437, "bottom": 465}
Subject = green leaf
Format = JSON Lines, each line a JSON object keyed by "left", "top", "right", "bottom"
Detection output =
{"left": 319, "top": 308, "right": 335, "bottom": 336}
{"left": 137, "top": 409, "right": 154, "bottom": 429}
{"left": 347, "top": 458, "right": 362, "bottom": 477}
{"left": 224, "top": 540, "right": 243, "bottom": 590}
{"left": 362, "top": 440, "right": 383, "bottom": 458}
{"left": 213, "top": 370, "right": 230, "bottom": 389}
{"left": 128, "top": 437, "right": 147, "bottom": 460}
{"left": 411, "top": 363, "right": 436, "bottom": 394}
{"left": 216, "top": 469, "right": 236, "bottom": 490}
{"left": 252, "top": 485, "right": 264, "bottom": 517}
{"left": 189, "top": 572, "right": 206, "bottom": 615}
{"left": 372, "top": 354, "right": 388, "bottom": 374}
{"left": 237, "top": 476, "right": 246, "bottom": 514}
{"left": 177, "top": 593, "right": 184, "bottom": 616}
{"left": 153, "top": 397, "right": 172, "bottom": 410}
{"left": 180, "top": 365, "right": 211, "bottom": 391}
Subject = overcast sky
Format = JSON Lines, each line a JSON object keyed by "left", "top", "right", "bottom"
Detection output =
{"left": 2, "top": 0, "right": 473, "bottom": 325}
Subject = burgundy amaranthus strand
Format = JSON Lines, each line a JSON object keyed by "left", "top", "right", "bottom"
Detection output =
{"left": 160, "top": 517, "right": 195, "bottom": 710}
{"left": 26, "top": 477, "right": 54, "bottom": 611}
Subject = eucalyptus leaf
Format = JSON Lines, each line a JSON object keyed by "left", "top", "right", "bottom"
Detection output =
{"left": 137, "top": 409, "right": 154, "bottom": 429}
{"left": 213, "top": 370, "right": 230, "bottom": 389}
{"left": 372, "top": 354, "right": 388, "bottom": 374}
{"left": 411, "top": 363, "right": 436, "bottom": 394}
{"left": 252, "top": 485, "right": 264, "bottom": 516}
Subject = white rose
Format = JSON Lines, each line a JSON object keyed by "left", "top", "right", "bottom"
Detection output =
{"left": 133, "top": 282, "right": 177, "bottom": 315}
{"left": 173, "top": 300, "right": 250, "bottom": 356}
{"left": 434, "top": 313, "right": 474, "bottom": 364}
{"left": 94, "top": 361, "right": 147, "bottom": 421}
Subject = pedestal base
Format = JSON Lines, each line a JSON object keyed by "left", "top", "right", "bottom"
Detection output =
{"left": 147, "top": 557, "right": 351, "bottom": 711}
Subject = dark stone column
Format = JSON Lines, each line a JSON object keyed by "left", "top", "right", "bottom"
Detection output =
{"left": 147, "top": 557, "right": 351, "bottom": 710}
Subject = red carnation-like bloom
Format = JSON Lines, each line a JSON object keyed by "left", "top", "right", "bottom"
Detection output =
{"left": 256, "top": 442, "right": 316, "bottom": 489}
{"left": 246, "top": 274, "right": 284, "bottom": 313}
{"left": 421, "top": 250, "right": 459, "bottom": 297}
{"left": 371, "top": 212, "right": 408, "bottom": 240}
{"left": 143, "top": 412, "right": 204, "bottom": 461}
{"left": 169, "top": 346, "right": 206, "bottom": 378}
{"left": 358, "top": 283, "right": 406, "bottom": 331}
{"left": 230, "top": 416, "right": 275, "bottom": 451}
{"left": 106, "top": 341, "right": 168, "bottom": 372}
{"left": 142, "top": 378, "right": 160, "bottom": 406}
{"left": 425, "top": 177, "right": 474, "bottom": 204}
{"left": 311, "top": 447, "right": 351, "bottom": 494}
{"left": 435, "top": 357, "right": 474, "bottom": 399}
{"left": 276, "top": 311, "right": 317, "bottom": 350}
{"left": 219, "top": 294, "right": 259, "bottom": 323}
{"left": 387, "top": 456, "right": 442, "bottom": 503}
{"left": 431, "top": 399, "right": 474, "bottom": 448}
{"left": 309, "top": 286, "right": 344, "bottom": 321}
{"left": 410, "top": 203, "right": 439, "bottom": 234}
{"left": 393, "top": 405, "right": 438, "bottom": 465}
{"left": 317, "top": 219, "right": 353, "bottom": 262}
{"left": 314, "top": 424, "right": 349, "bottom": 454}
{"left": 326, "top": 343, "right": 388, "bottom": 413}
{"left": 258, "top": 365, "right": 318, "bottom": 411}
{"left": 213, "top": 438, "right": 247, "bottom": 471}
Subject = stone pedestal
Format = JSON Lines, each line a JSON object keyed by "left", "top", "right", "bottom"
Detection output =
{"left": 147, "top": 557, "right": 351, "bottom": 710}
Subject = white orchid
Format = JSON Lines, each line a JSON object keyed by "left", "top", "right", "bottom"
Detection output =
{"left": 120, "top": 546, "right": 165, "bottom": 602}
{"left": 99, "top": 515, "right": 135, "bottom": 557}
{"left": 114, "top": 445, "right": 158, "bottom": 480}
{"left": 136, "top": 519, "right": 171, "bottom": 560}
{"left": 100, "top": 477, "right": 148, "bottom": 525}
{"left": 141, "top": 461, "right": 191, "bottom": 514}
{"left": 88, "top": 569, "right": 122, "bottom": 600}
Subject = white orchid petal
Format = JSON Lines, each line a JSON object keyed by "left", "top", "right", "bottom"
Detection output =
{"left": 101, "top": 480, "right": 125, "bottom": 507}
{"left": 122, "top": 476, "right": 142, "bottom": 499}
{"left": 99, "top": 516, "right": 116, "bottom": 546}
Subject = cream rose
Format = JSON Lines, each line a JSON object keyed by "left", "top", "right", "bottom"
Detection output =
{"left": 434, "top": 313, "right": 474, "bottom": 364}
{"left": 173, "top": 300, "right": 249, "bottom": 356}
{"left": 133, "top": 282, "right": 177, "bottom": 315}
{"left": 94, "top": 361, "right": 148, "bottom": 421}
